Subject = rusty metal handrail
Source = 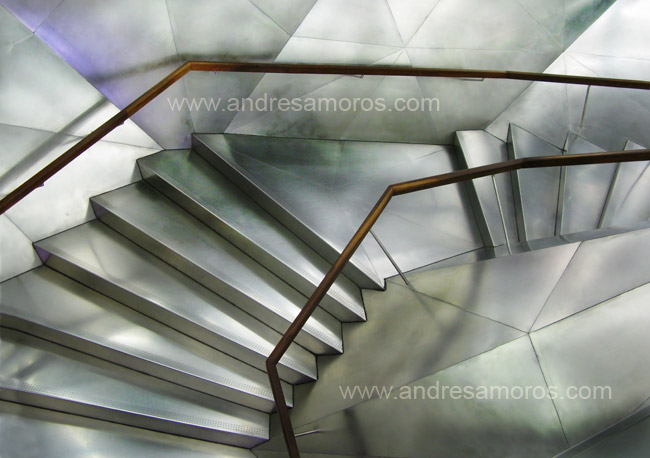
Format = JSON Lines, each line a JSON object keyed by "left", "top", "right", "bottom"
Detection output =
{"left": 267, "top": 148, "right": 650, "bottom": 456}
{"left": 1, "top": 61, "right": 649, "bottom": 215}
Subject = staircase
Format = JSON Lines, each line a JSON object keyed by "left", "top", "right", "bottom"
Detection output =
{"left": 1, "top": 126, "right": 649, "bottom": 456}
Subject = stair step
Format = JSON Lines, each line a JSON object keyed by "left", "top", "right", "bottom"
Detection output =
{"left": 0, "top": 267, "right": 292, "bottom": 412}
{"left": 0, "top": 401, "right": 254, "bottom": 458}
{"left": 508, "top": 124, "right": 563, "bottom": 240}
{"left": 34, "top": 221, "right": 316, "bottom": 385}
{"left": 138, "top": 149, "right": 365, "bottom": 322}
{"left": 558, "top": 134, "right": 617, "bottom": 234}
{"left": 192, "top": 133, "right": 382, "bottom": 290}
{"left": 90, "top": 182, "right": 343, "bottom": 355}
{"left": 454, "top": 130, "right": 518, "bottom": 247}
{"left": 600, "top": 140, "right": 650, "bottom": 228}
{"left": 0, "top": 330, "right": 269, "bottom": 448}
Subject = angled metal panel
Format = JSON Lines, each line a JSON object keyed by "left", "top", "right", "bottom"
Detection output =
{"left": 560, "top": 134, "right": 616, "bottom": 235}
{"left": 404, "top": 242, "right": 579, "bottom": 331}
{"left": 455, "top": 130, "right": 518, "bottom": 246}
{"left": 531, "top": 282, "right": 650, "bottom": 445}
{"left": 35, "top": 0, "right": 192, "bottom": 148}
{"left": 5, "top": 140, "right": 156, "bottom": 241}
{"left": 259, "top": 337, "right": 566, "bottom": 457}
{"left": 293, "top": 0, "right": 403, "bottom": 47}
{"left": 248, "top": 0, "right": 318, "bottom": 35}
{"left": 508, "top": 124, "right": 563, "bottom": 240}
{"left": 385, "top": 0, "right": 441, "bottom": 44}
{"left": 0, "top": 215, "right": 41, "bottom": 282}
{"left": 533, "top": 228, "right": 650, "bottom": 330}
{"left": 600, "top": 141, "right": 650, "bottom": 228}
{"left": 286, "top": 283, "right": 524, "bottom": 430}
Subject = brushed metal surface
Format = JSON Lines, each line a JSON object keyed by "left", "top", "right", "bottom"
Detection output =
{"left": 0, "top": 401, "right": 256, "bottom": 458}
{"left": 0, "top": 267, "right": 291, "bottom": 412}
{"left": 259, "top": 337, "right": 566, "bottom": 457}
{"left": 600, "top": 140, "right": 650, "bottom": 228}
{"left": 508, "top": 124, "right": 563, "bottom": 240}
{"left": 0, "top": 330, "right": 269, "bottom": 447}
{"left": 286, "top": 282, "right": 523, "bottom": 429}
{"left": 455, "top": 130, "right": 519, "bottom": 246}
{"left": 138, "top": 149, "right": 365, "bottom": 322}
{"left": 90, "top": 182, "right": 343, "bottom": 355}
{"left": 193, "top": 133, "right": 383, "bottom": 289}
{"left": 35, "top": 220, "right": 316, "bottom": 385}
{"left": 0, "top": 215, "right": 41, "bottom": 283}
{"left": 533, "top": 227, "right": 650, "bottom": 330}
{"left": 560, "top": 133, "right": 617, "bottom": 235}
{"left": 401, "top": 242, "right": 579, "bottom": 332}
{"left": 531, "top": 282, "right": 650, "bottom": 445}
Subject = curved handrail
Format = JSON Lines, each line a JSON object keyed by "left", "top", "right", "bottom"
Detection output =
{"left": 267, "top": 148, "right": 650, "bottom": 457}
{"left": 1, "top": 60, "right": 649, "bottom": 215}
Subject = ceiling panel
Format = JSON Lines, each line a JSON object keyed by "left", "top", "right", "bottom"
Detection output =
{"left": 248, "top": 0, "right": 317, "bottom": 35}
{"left": 166, "top": 0, "right": 289, "bottom": 60}
{"left": 386, "top": 0, "right": 442, "bottom": 45}
{"left": 0, "top": 0, "right": 63, "bottom": 32}
{"left": 293, "top": 0, "right": 403, "bottom": 47}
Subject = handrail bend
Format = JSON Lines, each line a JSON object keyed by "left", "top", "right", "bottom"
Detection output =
{"left": 268, "top": 148, "right": 650, "bottom": 456}
{"left": 1, "top": 61, "right": 649, "bottom": 215}
{"left": 2, "top": 59, "right": 650, "bottom": 456}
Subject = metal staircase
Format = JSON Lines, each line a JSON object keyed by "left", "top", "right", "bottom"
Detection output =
{"left": 1, "top": 128, "right": 649, "bottom": 456}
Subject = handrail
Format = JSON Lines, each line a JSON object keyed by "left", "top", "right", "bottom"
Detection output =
{"left": 2, "top": 59, "right": 650, "bottom": 455}
{"left": 1, "top": 60, "right": 649, "bottom": 215}
{"left": 268, "top": 148, "right": 650, "bottom": 457}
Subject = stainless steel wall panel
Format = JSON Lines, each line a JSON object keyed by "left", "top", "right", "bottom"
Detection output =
{"left": 533, "top": 227, "right": 650, "bottom": 330}
{"left": 531, "top": 282, "right": 650, "bottom": 445}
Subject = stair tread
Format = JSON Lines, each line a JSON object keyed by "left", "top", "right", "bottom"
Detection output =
{"left": 138, "top": 149, "right": 365, "bottom": 322}
{"left": 192, "top": 134, "right": 383, "bottom": 290}
{"left": 0, "top": 402, "right": 255, "bottom": 458}
{"left": 90, "top": 182, "right": 343, "bottom": 355}
{"left": 34, "top": 221, "right": 316, "bottom": 384}
{"left": 0, "top": 331, "right": 268, "bottom": 447}
{"left": 0, "top": 267, "right": 292, "bottom": 411}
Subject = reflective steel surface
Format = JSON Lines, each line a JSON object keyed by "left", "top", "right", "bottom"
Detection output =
{"left": 91, "top": 182, "right": 343, "bottom": 355}
{"left": 259, "top": 337, "right": 567, "bottom": 456}
{"left": 532, "top": 227, "right": 650, "bottom": 330}
{"left": 531, "top": 282, "right": 650, "bottom": 445}
{"left": 455, "top": 130, "right": 518, "bottom": 246}
{"left": 508, "top": 124, "right": 563, "bottom": 240}
{"left": 138, "top": 149, "right": 365, "bottom": 322}
{"left": 0, "top": 330, "right": 269, "bottom": 447}
{"left": 35, "top": 220, "right": 316, "bottom": 385}
{"left": 1, "top": 267, "right": 292, "bottom": 412}
{"left": 0, "top": 401, "right": 256, "bottom": 458}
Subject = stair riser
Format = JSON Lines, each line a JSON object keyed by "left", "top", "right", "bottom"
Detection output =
{"left": 192, "top": 135, "right": 382, "bottom": 290}
{"left": 0, "top": 389, "right": 264, "bottom": 448}
{"left": 42, "top": 251, "right": 313, "bottom": 386}
{"left": 0, "top": 313, "right": 278, "bottom": 412}
{"left": 140, "top": 163, "right": 364, "bottom": 323}
{"left": 92, "top": 202, "right": 341, "bottom": 356}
